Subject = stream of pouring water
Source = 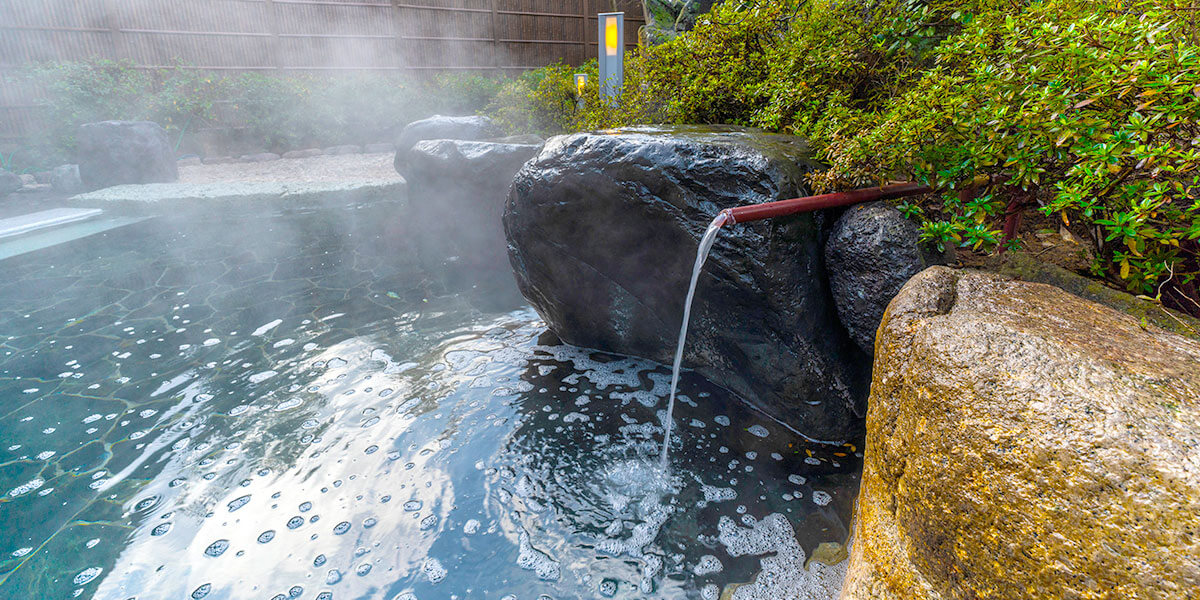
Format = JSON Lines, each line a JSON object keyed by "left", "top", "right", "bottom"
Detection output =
{"left": 661, "top": 212, "right": 729, "bottom": 464}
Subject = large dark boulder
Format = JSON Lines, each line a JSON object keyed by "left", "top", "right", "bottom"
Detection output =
{"left": 77, "top": 121, "right": 177, "bottom": 190}
{"left": 406, "top": 138, "right": 542, "bottom": 303}
{"left": 0, "top": 169, "right": 21, "bottom": 196}
{"left": 504, "top": 125, "right": 869, "bottom": 439}
{"left": 824, "top": 202, "right": 943, "bottom": 355}
{"left": 393, "top": 115, "right": 501, "bottom": 176}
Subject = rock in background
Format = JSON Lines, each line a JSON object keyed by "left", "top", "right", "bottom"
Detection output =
{"left": 405, "top": 138, "right": 542, "bottom": 306}
{"left": 841, "top": 267, "right": 1200, "bottom": 599}
{"left": 825, "top": 202, "right": 945, "bottom": 355}
{"left": 50, "top": 165, "right": 83, "bottom": 195}
{"left": 393, "top": 115, "right": 501, "bottom": 176}
{"left": 77, "top": 121, "right": 178, "bottom": 191}
{"left": 642, "top": 0, "right": 718, "bottom": 44}
{"left": 505, "top": 125, "right": 870, "bottom": 440}
{"left": 0, "top": 169, "right": 21, "bottom": 197}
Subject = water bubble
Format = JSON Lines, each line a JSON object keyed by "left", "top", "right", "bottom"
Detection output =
{"left": 73, "top": 567, "right": 102, "bottom": 586}
{"left": 325, "top": 569, "right": 342, "bottom": 585}
{"left": 134, "top": 496, "right": 159, "bottom": 511}
{"left": 313, "top": 554, "right": 327, "bottom": 567}
{"left": 463, "top": 519, "right": 481, "bottom": 535}
{"left": 598, "top": 579, "right": 618, "bottom": 597}
{"left": 333, "top": 521, "right": 351, "bottom": 535}
{"left": 258, "top": 530, "right": 276, "bottom": 543}
{"left": 355, "top": 563, "right": 372, "bottom": 576}
{"left": 422, "top": 558, "right": 447, "bottom": 583}
{"left": 228, "top": 495, "right": 251, "bottom": 512}
{"left": 402, "top": 500, "right": 422, "bottom": 512}
{"left": 299, "top": 501, "right": 313, "bottom": 512}
{"left": 151, "top": 522, "right": 173, "bottom": 536}
{"left": 694, "top": 555, "right": 723, "bottom": 575}
{"left": 201, "top": 538, "right": 232, "bottom": 557}
{"left": 287, "top": 516, "right": 304, "bottom": 529}
{"left": 191, "top": 583, "right": 211, "bottom": 599}
{"left": 288, "top": 586, "right": 303, "bottom": 598}
{"left": 812, "top": 490, "right": 833, "bottom": 506}
{"left": 747, "top": 425, "right": 769, "bottom": 438}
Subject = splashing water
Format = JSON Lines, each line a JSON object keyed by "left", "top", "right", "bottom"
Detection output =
{"left": 661, "top": 212, "right": 729, "bottom": 464}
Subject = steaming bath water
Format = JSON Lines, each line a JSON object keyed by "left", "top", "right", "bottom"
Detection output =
{"left": 0, "top": 203, "right": 859, "bottom": 599}
{"left": 661, "top": 213, "right": 728, "bottom": 464}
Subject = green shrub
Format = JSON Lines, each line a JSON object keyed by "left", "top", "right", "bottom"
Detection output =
{"left": 9, "top": 62, "right": 506, "bottom": 167}
{"left": 495, "top": 0, "right": 1200, "bottom": 315}
{"left": 488, "top": 63, "right": 594, "bottom": 136}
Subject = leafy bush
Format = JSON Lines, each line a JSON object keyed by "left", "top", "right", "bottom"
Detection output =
{"left": 10, "top": 62, "right": 505, "bottom": 168}
{"left": 493, "top": 0, "right": 1200, "bottom": 315}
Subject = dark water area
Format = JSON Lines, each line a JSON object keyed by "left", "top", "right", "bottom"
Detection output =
{"left": 0, "top": 202, "right": 859, "bottom": 599}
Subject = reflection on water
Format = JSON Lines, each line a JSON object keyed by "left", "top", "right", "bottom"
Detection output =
{"left": 0, "top": 206, "right": 859, "bottom": 599}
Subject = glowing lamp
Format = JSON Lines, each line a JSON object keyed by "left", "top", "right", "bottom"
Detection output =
{"left": 597, "top": 12, "right": 624, "bottom": 101}
{"left": 574, "top": 73, "right": 588, "bottom": 96}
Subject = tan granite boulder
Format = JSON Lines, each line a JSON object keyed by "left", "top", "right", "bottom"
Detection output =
{"left": 842, "top": 267, "right": 1200, "bottom": 600}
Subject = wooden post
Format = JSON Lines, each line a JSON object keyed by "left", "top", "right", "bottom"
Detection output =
{"left": 580, "top": 0, "right": 589, "bottom": 63}
{"left": 491, "top": 0, "right": 500, "bottom": 70}
{"left": 265, "top": 0, "right": 282, "bottom": 69}
{"left": 389, "top": 0, "right": 403, "bottom": 70}
{"left": 103, "top": 0, "right": 126, "bottom": 61}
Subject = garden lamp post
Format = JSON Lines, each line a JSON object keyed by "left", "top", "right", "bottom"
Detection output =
{"left": 598, "top": 12, "right": 624, "bottom": 102}
{"left": 574, "top": 73, "right": 588, "bottom": 108}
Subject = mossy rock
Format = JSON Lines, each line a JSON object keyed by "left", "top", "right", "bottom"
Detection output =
{"left": 989, "top": 252, "right": 1200, "bottom": 341}
{"left": 841, "top": 267, "right": 1200, "bottom": 599}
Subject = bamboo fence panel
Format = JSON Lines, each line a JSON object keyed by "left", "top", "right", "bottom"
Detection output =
{"left": 0, "top": 0, "right": 644, "bottom": 142}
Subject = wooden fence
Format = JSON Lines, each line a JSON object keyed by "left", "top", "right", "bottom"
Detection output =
{"left": 0, "top": 0, "right": 645, "bottom": 143}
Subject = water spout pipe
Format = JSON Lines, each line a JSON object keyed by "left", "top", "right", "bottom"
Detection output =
{"left": 720, "top": 182, "right": 932, "bottom": 224}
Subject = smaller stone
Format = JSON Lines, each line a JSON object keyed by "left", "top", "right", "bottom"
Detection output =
{"left": 202, "top": 156, "right": 237, "bottom": 165}
{"left": 393, "top": 115, "right": 501, "bottom": 176}
{"left": 51, "top": 165, "right": 83, "bottom": 194}
{"left": 825, "top": 201, "right": 946, "bottom": 355}
{"left": 0, "top": 169, "right": 21, "bottom": 196}
{"left": 177, "top": 157, "right": 203, "bottom": 167}
{"left": 19, "top": 174, "right": 36, "bottom": 187}
{"left": 282, "top": 149, "right": 322, "bottom": 159}
{"left": 362, "top": 143, "right": 394, "bottom": 154}
{"left": 323, "top": 145, "right": 361, "bottom": 155}
{"left": 804, "top": 541, "right": 847, "bottom": 568}
{"left": 239, "top": 153, "right": 280, "bottom": 163}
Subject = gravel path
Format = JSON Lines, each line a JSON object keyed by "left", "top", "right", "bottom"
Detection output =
{"left": 179, "top": 153, "right": 401, "bottom": 184}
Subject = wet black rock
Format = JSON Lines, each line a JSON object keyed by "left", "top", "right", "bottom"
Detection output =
{"left": 393, "top": 115, "right": 501, "bottom": 176}
{"left": 824, "top": 202, "right": 945, "bottom": 355}
{"left": 0, "top": 168, "right": 21, "bottom": 196}
{"left": 406, "top": 138, "right": 542, "bottom": 306}
{"left": 77, "top": 121, "right": 178, "bottom": 190}
{"left": 504, "top": 125, "right": 870, "bottom": 439}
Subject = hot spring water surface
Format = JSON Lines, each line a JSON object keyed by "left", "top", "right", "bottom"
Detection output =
{"left": 0, "top": 205, "right": 859, "bottom": 599}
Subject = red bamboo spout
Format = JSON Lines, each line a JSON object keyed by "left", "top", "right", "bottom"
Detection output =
{"left": 720, "top": 182, "right": 932, "bottom": 224}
